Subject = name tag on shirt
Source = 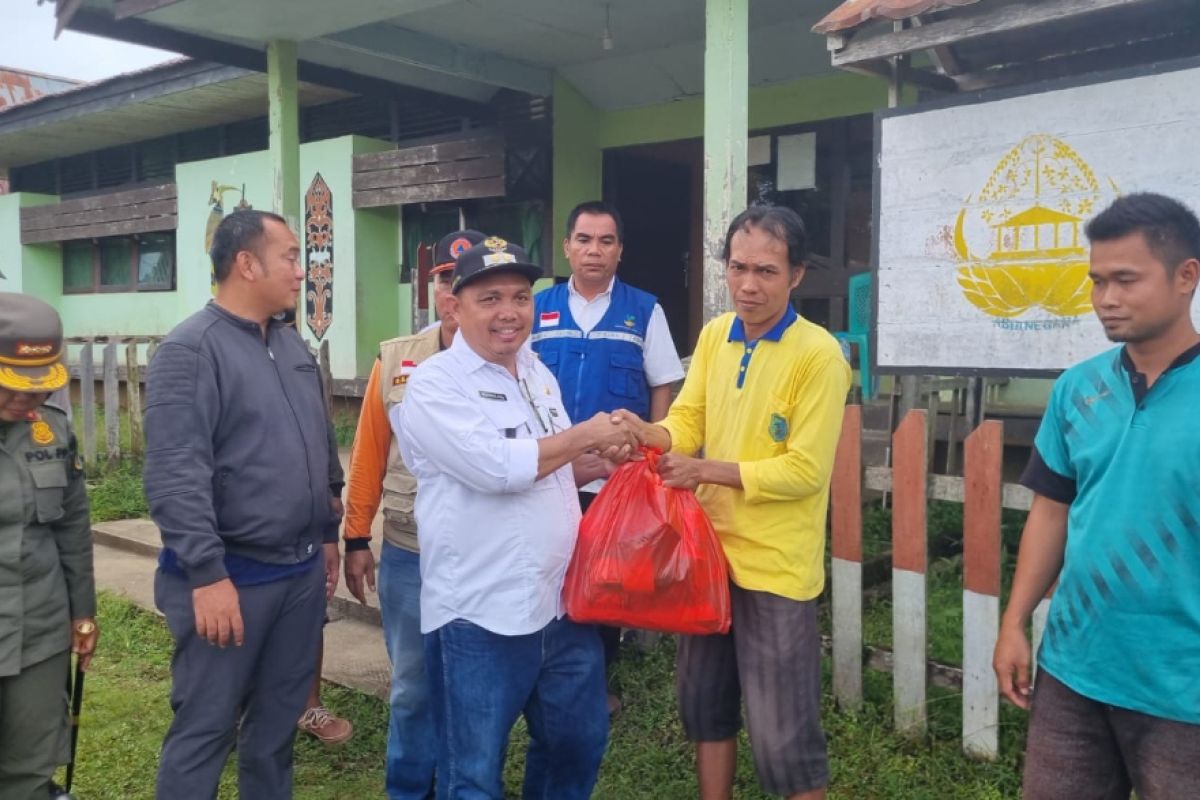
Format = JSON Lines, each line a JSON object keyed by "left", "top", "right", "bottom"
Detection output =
{"left": 479, "top": 391, "right": 508, "bottom": 401}
{"left": 539, "top": 311, "right": 561, "bottom": 327}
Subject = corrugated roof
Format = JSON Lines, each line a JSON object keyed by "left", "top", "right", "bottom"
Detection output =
{"left": 812, "top": 0, "right": 981, "bottom": 35}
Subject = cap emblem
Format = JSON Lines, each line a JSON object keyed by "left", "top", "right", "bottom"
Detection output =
{"left": 483, "top": 236, "right": 509, "bottom": 251}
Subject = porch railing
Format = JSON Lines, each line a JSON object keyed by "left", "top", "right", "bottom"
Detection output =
{"left": 64, "top": 336, "right": 334, "bottom": 467}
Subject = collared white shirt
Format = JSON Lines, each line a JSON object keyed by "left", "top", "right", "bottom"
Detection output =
{"left": 392, "top": 331, "right": 580, "bottom": 636}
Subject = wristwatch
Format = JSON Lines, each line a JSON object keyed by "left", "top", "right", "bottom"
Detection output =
{"left": 74, "top": 621, "right": 96, "bottom": 635}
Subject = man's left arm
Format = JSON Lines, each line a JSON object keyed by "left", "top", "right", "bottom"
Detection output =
{"left": 658, "top": 353, "right": 851, "bottom": 498}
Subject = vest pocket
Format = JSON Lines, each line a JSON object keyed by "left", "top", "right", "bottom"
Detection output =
{"left": 29, "top": 462, "right": 68, "bottom": 523}
{"left": 608, "top": 352, "right": 644, "bottom": 398}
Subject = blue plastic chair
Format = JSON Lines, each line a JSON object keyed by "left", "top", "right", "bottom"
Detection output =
{"left": 833, "top": 272, "right": 874, "bottom": 399}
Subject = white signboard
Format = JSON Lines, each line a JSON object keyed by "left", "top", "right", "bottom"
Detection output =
{"left": 875, "top": 63, "right": 1200, "bottom": 374}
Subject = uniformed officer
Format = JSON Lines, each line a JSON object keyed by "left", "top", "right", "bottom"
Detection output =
{"left": 0, "top": 292, "right": 98, "bottom": 800}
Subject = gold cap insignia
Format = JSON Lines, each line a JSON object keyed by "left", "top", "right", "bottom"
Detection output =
{"left": 483, "top": 236, "right": 508, "bottom": 252}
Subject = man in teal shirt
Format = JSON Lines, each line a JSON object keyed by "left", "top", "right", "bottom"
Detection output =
{"left": 995, "top": 193, "right": 1200, "bottom": 798}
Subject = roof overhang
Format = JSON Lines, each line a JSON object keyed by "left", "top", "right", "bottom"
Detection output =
{"left": 60, "top": 0, "right": 845, "bottom": 113}
{"left": 0, "top": 60, "right": 351, "bottom": 168}
{"left": 814, "top": 0, "right": 1200, "bottom": 94}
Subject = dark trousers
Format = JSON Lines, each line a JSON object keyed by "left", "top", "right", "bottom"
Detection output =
{"left": 0, "top": 650, "right": 70, "bottom": 800}
{"left": 153, "top": 558, "right": 325, "bottom": 800}
{"left": 1023, "top": 670, "right": 1200, "bottom": 800}
{"left": 578, "top": 492, "right": 620, "bottom": 673}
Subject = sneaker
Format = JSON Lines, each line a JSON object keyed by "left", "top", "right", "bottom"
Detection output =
{"left": 298, "top": 705, "right": 354, "bottom": 746}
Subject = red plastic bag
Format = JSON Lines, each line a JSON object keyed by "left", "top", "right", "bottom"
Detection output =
{"left": 563, "top": 449, "right": 731, "bottom": 635}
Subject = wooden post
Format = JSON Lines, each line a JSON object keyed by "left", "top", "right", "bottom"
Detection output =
{"left": 102, "top": 340, "right": 120, "bottom": 463}
{"left": 963, "top": 420, "right": 1003, "bottom": 760}
{"left": 78, "top": 341, "right": 96, "bottom": 467}
{"left": 126, "top": 341, "right": 143, "bottom": 458}
{"left": 702, "top": 0, "right": 748, "bottom": 323}
{"left": 892, "top": 409, "right": 927, "bottom": 735}
{"left": 268, "top": 39, "right": 300, "bottom": 229}
{"left": 831, "top": 405, "right": 864, "bottom": 709}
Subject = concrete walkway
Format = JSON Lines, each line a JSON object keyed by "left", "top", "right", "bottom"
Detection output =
{"left": 91, "top": 448, "right": 394, "bottom": 699}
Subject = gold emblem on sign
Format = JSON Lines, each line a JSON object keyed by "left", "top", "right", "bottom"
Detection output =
{"left": 953, "top": 135, "right": 1118, "bottom": 319}
{"left": 31, "top": 420, "right": 54, "bottom": 445}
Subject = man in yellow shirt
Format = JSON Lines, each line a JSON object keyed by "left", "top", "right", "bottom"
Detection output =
{"left": 619, "top": 205, "right": 849, "bottom": 800}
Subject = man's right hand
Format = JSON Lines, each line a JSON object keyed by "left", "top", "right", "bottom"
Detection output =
{"left": 579, "top": 411, "right": 640, "bottom": 458}
{"left": 344, "top": 548, "right": 377, "bottom": 606}
{"left": 192, "top": 578, "right": 244, "bottom": 648}
{"left": 993, "top": 623, "right": 1033, "bottom": 710}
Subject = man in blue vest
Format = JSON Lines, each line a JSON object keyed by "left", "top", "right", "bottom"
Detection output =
{"left": 531, "top": 200, "right": 684, "bottom": 712}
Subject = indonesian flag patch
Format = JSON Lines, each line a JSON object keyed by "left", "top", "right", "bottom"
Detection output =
{"left": 393, "top": 359, "right": 418, "bottom": 386}
{"left": 539, "top": 311, "right": 561, "bottom": 328}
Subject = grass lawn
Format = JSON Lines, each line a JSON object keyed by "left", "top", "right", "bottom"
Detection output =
{"left": 67, "top": 593, "right": 1025, "bottom": 799}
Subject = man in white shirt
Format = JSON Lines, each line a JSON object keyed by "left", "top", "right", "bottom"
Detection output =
{"left": 393, "top": 237, "right": 639, "bottom": 800}
{"left": 530, "top": 201, "right": 685, "bottom": 705}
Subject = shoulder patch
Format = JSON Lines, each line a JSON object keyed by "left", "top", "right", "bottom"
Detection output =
{"left": 30, "top": 420, "right": 55, "bottom": 445}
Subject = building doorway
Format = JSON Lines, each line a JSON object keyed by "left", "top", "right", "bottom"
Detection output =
{"left": 603, "top": 140, "right": 702, "bottom": 352}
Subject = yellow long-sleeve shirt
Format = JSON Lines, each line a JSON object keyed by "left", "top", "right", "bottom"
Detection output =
{"left": 660, "top": 309, "right": 850, "bottom": 601}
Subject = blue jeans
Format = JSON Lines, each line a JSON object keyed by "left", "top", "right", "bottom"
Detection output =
{"left": 424, "top": 617, "right": 608, "bottom": 800}
{"left": 379, "top": 542, "right": 436, "bottom": 800}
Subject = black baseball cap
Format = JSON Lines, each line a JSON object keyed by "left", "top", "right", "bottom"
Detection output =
{"left": 452, "top": 237, "right": 543, "bottom": 294}
{"left": 432, "top": 229, "right": 486, "bottom": 275}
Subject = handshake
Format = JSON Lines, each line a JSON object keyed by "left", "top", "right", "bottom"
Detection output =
{"left": 576, "top": 408, "right": 656, "bottom": 463}
{"left": 570, "top": 409, "right": 710, "bottom": 489}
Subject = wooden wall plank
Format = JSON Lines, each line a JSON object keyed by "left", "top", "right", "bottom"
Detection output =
{"left": 831, "top": 404, "right": 864, "bottom": 709}
{"left": 21, "top": 199, "right": 177, "bottom": 233}
{"left": 353, "top": 176, "right": 506, "bottom": 209}
{"left": 351, "top": 157, "right": 503, "bottom": 192}
{"left": 892, "top": 409, "right": 928, "bottom": 736}
{"left": 353, "top": 135, "right": 503, "bottom": 172}
{"left": 22, "top": 214, "right": 178, "bottom": 245}
{"left": 21, "top": 184, "right": 175, "bottom": 220}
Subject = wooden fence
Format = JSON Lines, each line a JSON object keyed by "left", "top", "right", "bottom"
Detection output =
{"left": 66, "top": 336, "right": 161, "bottom": 466}
{"left": 830, "top": 406, "right": 1051, "bottom": 761}
{"left": 66, "top": 336, "right": 334, "bottom": 467}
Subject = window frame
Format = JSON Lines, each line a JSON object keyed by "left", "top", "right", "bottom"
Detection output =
{"left": 62, "top": 232, "right": 177, "bottom": 295}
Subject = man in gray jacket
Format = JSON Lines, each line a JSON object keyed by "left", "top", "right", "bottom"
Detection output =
{"left": 144, "top": 210, "right": 342, "bottom": 800}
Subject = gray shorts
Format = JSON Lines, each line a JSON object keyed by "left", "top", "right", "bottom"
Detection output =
{"left": 1023, "top": 670, "right": 1200, "bottom": 800}
{"left": 676, "top": 583, "right": 827, "bottom": 796}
